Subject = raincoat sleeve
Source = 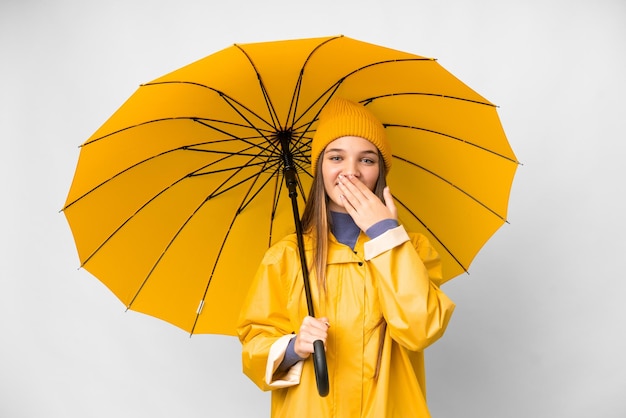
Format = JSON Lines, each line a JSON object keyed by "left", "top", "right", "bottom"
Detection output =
{"left": 236, "top": 241, "right": 304, "bottom": 391}
{"left": 364, "top": 225, "right": 455, "bottom": 351}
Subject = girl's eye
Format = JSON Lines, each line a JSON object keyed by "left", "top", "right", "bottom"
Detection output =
{"left": 328, "top": 155, "right": 342, "bottom": 161}
{"left": 361, "top": 158, "right": 376, "bottom": 165}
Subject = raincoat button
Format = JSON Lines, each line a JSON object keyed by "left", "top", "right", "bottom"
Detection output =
{"left": 358, "top": 262, "right": 363, "bottom": 266}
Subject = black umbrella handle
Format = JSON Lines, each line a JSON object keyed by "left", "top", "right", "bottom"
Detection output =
{"left": 312, "top": 340, "right": 329, "bottom": 396}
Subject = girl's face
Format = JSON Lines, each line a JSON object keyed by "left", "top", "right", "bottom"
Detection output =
{"left": 321, "top": 135, "right": 381, "bottom": 213}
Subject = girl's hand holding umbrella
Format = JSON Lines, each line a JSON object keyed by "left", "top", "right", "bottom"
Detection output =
{"left": 294, "top": 316, "right": 330, "bottom": 358}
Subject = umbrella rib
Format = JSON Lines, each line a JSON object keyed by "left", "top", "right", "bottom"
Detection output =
{"left": 189, "top": 157, "right": 278, "bottom": 334}
{"left": 386, "top": 123, "right": 519, "bottom": 164}
{"left": 289, "top": 88, "right": 343, "bottom": 160}
{"left": 126, "top": 152, "right": 275, "bottom": 313}
{"left": 64, "top": 112, "right": 285, "bottom": 211}
{"left": 188, "top": 138, "right": 281, "bottom": 201}
{"left": 291, "top": 85, "right": 341, "bottom": 133}
{"left": 233, "top": 36, "right": 340, "bottom": 136}
{"left": 263, "top": 163, "right": 304, "bottom": 250}
{"left": 394, "top": 155, "right": 507, "bottom": 222}
{"left": 78, "top": 166, "right": 190, "bottom": 269}
{"left": 233, "top": 44, "right": 281, "bottom": 132}
{"left": 217, "top": 93, "right": 284, "bottom": 157}
{"left": 141, "top": 80, "right": 282, "bottom": 149}
{"left": 63, "top": 139, "right": 264, "bottom": 211}
{"left": 189, "top": 159, "right": 274, "bottom": 177}
{"left": 287, "top": 35, "right": 342, "bottom": 131}
{"left": 185, "top": 148, "right": 273, "bottom": 159}
{"left": 203, "top": 158, "right": 282, "bottom": 201}
{"left": 74, "top": 143, "right": 268, "bottom": 267}
{"left": 288, "top": 56, "right": 495, "bottom": 144}
{"left": 363, "top": 91, "right": 496, "bottom": 109}
{"left": 187, "top": 116, "right": 281, "bottom": 164}
{"left": 237, "top": 161, "right": 283, "bottom": 213}
{"left": 125, "top": 194, "right": 207, "bottom": 310}
{"left": 290, "top": 57, "right": 436, "bottom": 129}
{"left": 191, "top": 118, "right": 275, "bottom": 151}
{"left": 393, "top": 195, "right": 469, "bottom": 275}
{"left": 63, "top": 147, "right": 180, "bottom": 211}
{"left": 83, "top": 116, "right": 268, "bottom": 147}
{"left": 268, "top": 166, "right": 284, "bottom": 247}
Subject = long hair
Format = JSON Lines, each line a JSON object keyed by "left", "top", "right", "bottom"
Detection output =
{"left": 301, "top": 150, "right": 388, "bottom": 291}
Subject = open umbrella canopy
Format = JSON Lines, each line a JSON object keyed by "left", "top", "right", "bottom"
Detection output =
{"left": 63, "top": 35, "right": 518, "bottom": 336}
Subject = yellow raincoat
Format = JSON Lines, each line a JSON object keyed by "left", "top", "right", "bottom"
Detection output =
{"left": 237, "top": 226, "right": 455, "bottom": 417}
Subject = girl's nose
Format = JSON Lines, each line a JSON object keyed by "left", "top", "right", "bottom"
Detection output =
{"left": 342, "top": 159, "right": 360, "bottom": 177}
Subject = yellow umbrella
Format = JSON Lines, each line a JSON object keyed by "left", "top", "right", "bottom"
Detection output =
{"left": 63, "top": 35, "right": 518, "bottom": 338}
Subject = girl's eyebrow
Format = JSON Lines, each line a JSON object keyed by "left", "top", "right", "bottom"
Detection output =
{"left": 325, "top": 148, "right": 378, "bottom": 155}
{"left": 324, "top": 148, "right": 346, "bottom": 153}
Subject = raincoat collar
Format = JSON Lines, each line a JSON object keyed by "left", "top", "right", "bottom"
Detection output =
{"left": 299, "top": 227, "right": 367, "bottom": 265}
{"left": 330, "top": 211, "right": 360, "bottom": 250}
{"left": 327, "top": 232, "right": 367, "bottom": 265}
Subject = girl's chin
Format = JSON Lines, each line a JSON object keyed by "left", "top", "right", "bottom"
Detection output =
{"left": 328, "top": 201, "right": 347, "bottom": 213}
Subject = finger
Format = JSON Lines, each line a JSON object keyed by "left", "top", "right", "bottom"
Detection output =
{"left": 383, "top": 187, "right": 397, "bottom": 219}
{"left": 312, "top": 317, "right": 330, "bottom": 328}
{"left": 339, "top": 193, "right": 358, "bottom": 215}
{"left": 337, "top": 176, "right": 362, "bottom": 207}
{"left": 304, "top": 316, "right": 329, "bottom": 327}
{"left": 342, "top": 175, "right": 374, "bottom": 200}
{"left": 309, "top": 320, "right": 329, "bottom": 333}
{"left": 338, "top": 176, "right": 374, "bottom": 211}
{"left": 319, "top": 317, "right": 330, "bottom": 328}
{"left": 301, "top": 317, "right": 330, "bottom": 339}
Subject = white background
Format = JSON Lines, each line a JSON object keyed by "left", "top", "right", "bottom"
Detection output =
{"left": 2, "top": 1, "right": 625, "bottom": 417}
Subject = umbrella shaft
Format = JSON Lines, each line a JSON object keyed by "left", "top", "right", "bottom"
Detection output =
{"left": 278, "top": 132, "right": 298, "bottom": 198}
{"left": 278, "top": 132, "right": 315, "bottom": 317}
{"left": 289, "top": 191, "right": 315, "bottom": 317}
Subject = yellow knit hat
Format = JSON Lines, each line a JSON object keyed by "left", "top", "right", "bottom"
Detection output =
{"left": 310, "top": 97, "right": 392, "bottom": 174}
